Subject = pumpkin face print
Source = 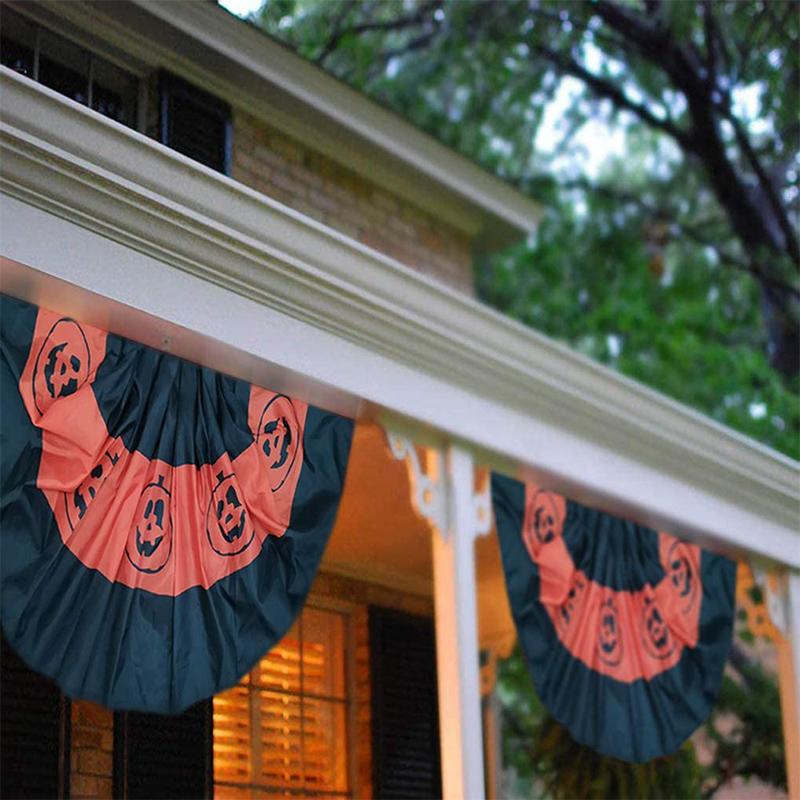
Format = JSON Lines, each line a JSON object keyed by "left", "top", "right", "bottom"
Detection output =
{"left": 642, "top": 595, "right": 674, "bottom": 659}
{"left": 596, "top": 597, "right": 623, "bottom": 667}
{"left": 558, "top": 575, "right": 587, "bottom": 631}
{"left": 523, "top": 489, "right": 566, "bottom": 561}
{"left": 256, "top": 394, "right": 300, "bottom": 491}
{"left": 125, "top": 474, "right": 173, "bottom": 574}
{"left": 533, "top": 493, "right": 563, "bottom": 544}
{"left": 33, "top": 318, "right": 91, "bottom": 415}
{"left": 206, "top": 472, "right": 255, "bottom": 556}
{"left": 666, "top": 540, "right": 698, "bottom": 613}
{"left": 66, "top": 445, "right": 122, "bottom": 530}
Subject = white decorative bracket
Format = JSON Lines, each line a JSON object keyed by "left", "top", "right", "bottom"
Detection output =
{"left": 385, "top": 429, "right": 491, "bottom": 542}
{"left": 386, "top": 430, "right": 446, "bottom": 534}
{"left": 752, "top": 563, "right": 790, "bottom": 639}
{"left": 472, "top": 477, "right": 492, "bottom": 539}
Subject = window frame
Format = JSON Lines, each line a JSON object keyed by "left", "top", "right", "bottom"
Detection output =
{"left": 212, "top": 595, "right": 359, "bottom": 799}
{"left": 0, "top": 4, "right": 143, "bottom": 131}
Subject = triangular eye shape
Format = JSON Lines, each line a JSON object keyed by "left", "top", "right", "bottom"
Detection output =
{"left": 224, "top": 485, "right": 241, "bottom": 509}
{"left": 152, "top": 499, "right": 165, "bottom": 529}
{"left": 0, "top": 293, "right": 355, "bottom": 713}
{"left": 491, "top": 471, "right": 736, "bottom": 763}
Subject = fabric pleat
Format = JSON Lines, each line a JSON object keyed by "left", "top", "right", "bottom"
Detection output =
{"left": 1, "top": 294, "right": 354, "bottom": 713}
{"left": 491, "top": 471, "right": 736, "bottom": 762}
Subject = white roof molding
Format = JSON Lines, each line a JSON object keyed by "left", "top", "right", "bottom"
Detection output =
{"left": 20, "top": 0, "right": 543, "bottom": 247}
{"left": 1, "top": 71, "right": 798, "bottom": 567}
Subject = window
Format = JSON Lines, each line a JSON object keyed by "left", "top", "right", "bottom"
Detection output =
{"left": 0, "top": 6, "right": 138, "bottom": 128}
{"left": 0, "top": 634, "right": 71, "bottom": 799}
{"left": 114, "top": 702, "right": 212, "bottom": 800}
{"left": 213, "top": 606, "right": 351, "bottom": 798}
{"left": 159, "top": 72, "right": 232, "bottom": 175}
{"left": 369, "top": 607, "right": 441, "bottom": 799}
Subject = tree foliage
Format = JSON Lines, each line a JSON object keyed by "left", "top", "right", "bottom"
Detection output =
{"left": 252, "top": 0, "right": 800, "bottom": 459}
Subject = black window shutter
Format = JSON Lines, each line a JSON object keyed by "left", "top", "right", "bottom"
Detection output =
{"left": 113, "top": 700, "right": 212, "bottom": 799}
{"left": 159, "top": 71, "right": 231, "bottom": 174}
{"left": 0, "top": 634, "right": 70, "bottom": 799}
{"left": 369, "top": 607, "right": 442, "bottom": 799}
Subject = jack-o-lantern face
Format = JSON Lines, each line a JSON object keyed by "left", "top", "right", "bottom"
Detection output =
{"left": 558, "top": 576, "right": 586, "bottom": 630}
{"left": 666, "top": 541, "right": 697, "bottom": 613}
{"left": 642, "top": 596, "right": 674, "bottom": 659}
{"left": 523, "top": 489, "right": 566, "bottom": 562}
{"left": 596, "top": 597, "right": 623, "bottom": 666}
{"left": 125, "top": 474, "right": 173, "bottom": 574}
{"left": 33, "top": 319, "right": 91, "bottom": 415}
{"left": 206, "top": 472, "right": 255, "bottom": 556}
{"left": 66, "top": 446, "right": 121, "bottom": 530}
{"left": 256, "top": 395, "right": 300, "bottom": 492}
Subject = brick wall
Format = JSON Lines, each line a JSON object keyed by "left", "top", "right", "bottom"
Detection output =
{"left": 353, "top": 604, "right": 373, "bottom": 799}
{"left": 70, "top": 701, "right": 114, "bottom": 799}
{"left": 232, "top": 111, "right": 474, "bottom": 292}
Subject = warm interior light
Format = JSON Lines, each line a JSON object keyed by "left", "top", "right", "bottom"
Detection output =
{"left": 213, "top": 607, "right": 349, "bottom": 798}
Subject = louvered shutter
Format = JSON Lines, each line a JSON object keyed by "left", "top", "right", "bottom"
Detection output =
{"left": 159, "top": 72, "right": 231, "bottom": 174}
{"left": 114, "top": 700, "right": 212, "bottom": 799}
{"left": 0, "top": 635, "right": 69, "bottom": 799}
{"left": 369, "top": 607, "right": 441, "bottom": 799}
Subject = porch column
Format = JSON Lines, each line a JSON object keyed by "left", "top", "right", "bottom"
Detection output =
{"left": 778, "top": 570, "right": 800, "bottom": 799}
{"left": 432, "top": 445, "right": 486, "bottom": 800}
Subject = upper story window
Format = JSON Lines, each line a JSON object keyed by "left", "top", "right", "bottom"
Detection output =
{"left": 160, "top": 71, "right": 232, "bottom": 175}
{"left": 0, "top": 7, "right": 139, "bottom": 129}
{"left": 213, "top": 605, "right": 351, "bottom": 798}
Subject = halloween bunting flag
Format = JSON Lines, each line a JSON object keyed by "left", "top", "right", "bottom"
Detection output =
{"left": 491, "top": 472, "right": 736, "bottom": 763}
{"left": 0, "top": 294, "right": 353, "bottom": 713}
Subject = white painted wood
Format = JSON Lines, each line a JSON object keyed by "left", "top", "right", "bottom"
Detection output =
{"left": 778, "top": 572, "right": 800, "bottom": 798}
{"left": 1, "top": 72, "right": 798, "bottom": 568}
{"left": 432, "top": 446, "right": 486, "bottom": 800}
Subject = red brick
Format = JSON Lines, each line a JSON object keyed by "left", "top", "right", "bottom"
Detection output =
{"left": 73, "top": 701, "right": 112, "bottom": 729}
{"left": 290, "top": 162, "right": 323, "bottom": 189}
{"left": 231, "top": 114, "right": 473, "bottom": 293}
{"left": 372, "top": 190, "right": 399, "bottom": 213}
{"left": 308, "top": 189, "right": 339, "bottom": 215}
{"left": 77, "top": 747, "right": 113, "bottom": 776}
{"left": 71, "top": 774, "right": 112, "bottom": 799}
{"left": 270, "top": 168, "right": 303, "bottom": 196}
{"left": 251, "top": 142, "right": 288, "bottom": 171}
{"left": 72, "top": 726, "right": 103, "bottom": 749}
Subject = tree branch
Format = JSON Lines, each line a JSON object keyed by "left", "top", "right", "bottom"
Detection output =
{"left": 315, "top": 0, "right": 442, "bottom": 65}
{"left": 557, "top": 177, "right": 800, "bottom": 301}
{"left": 530, "top": 44, "right": 695, "bottom": 150}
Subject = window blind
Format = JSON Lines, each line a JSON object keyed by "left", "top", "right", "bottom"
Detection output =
{"left": 214, "top": 608, "right": 350, "bottom": 798}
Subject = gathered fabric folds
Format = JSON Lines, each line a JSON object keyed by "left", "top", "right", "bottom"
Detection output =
{"left": 0, "top": 295, "right": 354, "bottom": 713}
{"left": 491, "top": 472, "right": 736, "bottom": 762}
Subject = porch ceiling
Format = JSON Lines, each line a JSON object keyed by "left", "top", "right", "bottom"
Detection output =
{"left": 322, "top": 421, "right": 515, "bottom": 648}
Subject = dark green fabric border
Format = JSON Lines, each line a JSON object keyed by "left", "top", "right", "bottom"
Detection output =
{"left": 492, "top": 471, "right": 736, "bottom": 762}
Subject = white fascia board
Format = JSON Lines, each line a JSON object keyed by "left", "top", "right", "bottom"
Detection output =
{"left": 28, "top": 0, "right": 542, "bottom": 245}
{"left": 1, "top": 71, "right": 798, "bottom": 567}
